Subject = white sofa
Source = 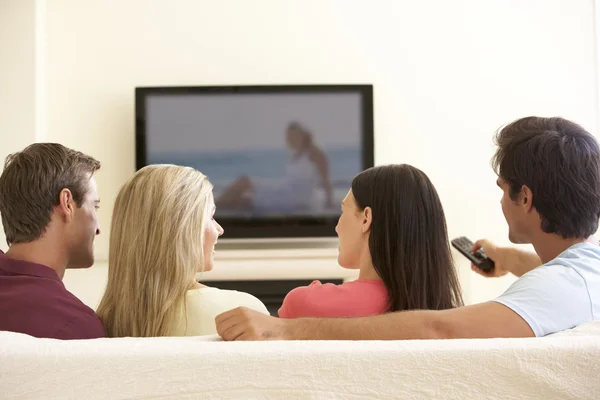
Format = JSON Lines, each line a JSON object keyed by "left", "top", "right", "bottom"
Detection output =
{"left": 1, "top": 322, "right": 599, "bottom": 400}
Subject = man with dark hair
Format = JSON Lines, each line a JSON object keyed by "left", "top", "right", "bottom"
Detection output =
{"left": 0, "top": 143, "right": 105, "bottom": 339}
{"left": 215, "top": 116, "right": 600, "bottom": 341}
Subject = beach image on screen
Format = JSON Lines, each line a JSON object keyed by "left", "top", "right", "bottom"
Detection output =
{"left": 145, "top": 92, "right": 363, "bottom": 217}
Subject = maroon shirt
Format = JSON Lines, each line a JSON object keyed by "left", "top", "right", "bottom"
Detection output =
{"left": 0, "top": 251, "right": 105, "bottom": 339}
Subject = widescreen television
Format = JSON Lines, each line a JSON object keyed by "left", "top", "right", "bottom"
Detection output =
{"left": 135, "top": 85, "right": 374, "bottom": 240}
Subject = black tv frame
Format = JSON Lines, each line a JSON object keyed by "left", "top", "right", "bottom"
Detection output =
{"left": 135, "top": 84, "right": 375, "bottom": 239}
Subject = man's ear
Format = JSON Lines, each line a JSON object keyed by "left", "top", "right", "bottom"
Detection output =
{"left": 521, "top": 185, "right": 533, "bottom": 212}
{"left": 361, "top": 206, "right": 372, "bottom": 233}
{"left": 57, "top": 188, "right": 75, "bottom": 221}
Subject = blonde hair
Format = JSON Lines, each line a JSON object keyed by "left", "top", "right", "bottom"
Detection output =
{"left": 97, "top": 164, "right": 213, "bottom": 337}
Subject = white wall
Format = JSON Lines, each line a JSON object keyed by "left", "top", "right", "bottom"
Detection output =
{"left": 4, "top": 0, "right": 599, "bottom": 309}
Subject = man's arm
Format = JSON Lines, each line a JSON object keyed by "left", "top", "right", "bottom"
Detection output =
{"left": 474, "top": 236, "right": 597, "bottom": 278}
{"left": 472, "top": 239, "right": 541, "bottom": 278}
{"left": 216, "top": 302, "right": 534, "bottom": 341}
{"left": 284, "top": 302, "right": 534, "bottom": 340}
{"left": 500, "top": 248, "right": 541, "bottom": 277}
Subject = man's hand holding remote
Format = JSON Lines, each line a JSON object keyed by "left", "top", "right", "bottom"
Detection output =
{"left": 471, "top": 239, "right": 541, "bottom": 278}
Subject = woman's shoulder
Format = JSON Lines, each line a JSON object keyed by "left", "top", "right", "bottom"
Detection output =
{"left": 187, "top": 287, "right": 268, "bottom": 314}
{"left": 279, "top": 280, "right": 387, "bottom": 318}
{"left": 170, "top": 288, "right": 268, "bottom": 337}
{"left": 289, "top": 279, "right": 384, "bottom": 296}
{"left": 280, "top": 280, "right": 338, "bottom": 300}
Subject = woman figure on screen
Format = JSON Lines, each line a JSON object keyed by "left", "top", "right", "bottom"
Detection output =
{"left": 216, "top": 122, "right": 334, "bottom": 212}
{"left": 97, "top": 165, "right": 269, "bottom": 337}
{"left": 278, "top": 164, "right": 464, "bottom": 319}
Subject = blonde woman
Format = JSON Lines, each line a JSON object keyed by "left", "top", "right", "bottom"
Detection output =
{"left": 96, "top": 165, "right": 268, "bottom": 337}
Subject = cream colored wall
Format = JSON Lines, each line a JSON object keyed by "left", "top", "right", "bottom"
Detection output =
{"left": 4, "top": 0, "right": 599, "bottom": 310}
{"left": 0, "top": 0, "right": 38, "bottom": 247}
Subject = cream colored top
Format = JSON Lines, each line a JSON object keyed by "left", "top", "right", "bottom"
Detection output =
{"left": 169, "top": 287, "right": 269, "bottom": 336}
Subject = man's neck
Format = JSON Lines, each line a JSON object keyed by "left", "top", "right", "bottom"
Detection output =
{"left": 531, "top": 233, "right": 586, "bottom": 264}
{"left": 6, "top": 240, "right": 68, "bottom": 279}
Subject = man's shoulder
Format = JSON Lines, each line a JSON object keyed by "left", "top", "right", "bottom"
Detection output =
{"left": 518, "top": 260, "right": 588, "bottom": 285}
{"left": 37, "top": 291, "right": 105, "bottom": 339}
{"left": 494, "top": 246, "right": 598, "bottom": 337}
{"left": 533, "top": 242, "right": 600, "bottom": 280}
{"left": 0, "top": 272, "right": 103, "bottom": 339}
{"left": 502, "top": 243, "right": 600, "bottom": 301}
{"left": 54, "top": 311, "right": 105, "bottom": 339}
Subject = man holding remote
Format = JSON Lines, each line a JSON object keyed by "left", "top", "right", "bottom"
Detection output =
{"left": 216, "top": 116, "right": 600, "bottom": 341}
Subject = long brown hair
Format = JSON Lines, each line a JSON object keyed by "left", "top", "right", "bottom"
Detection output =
{"left": 351, "top": 164, "right": 463, "bottom": 312}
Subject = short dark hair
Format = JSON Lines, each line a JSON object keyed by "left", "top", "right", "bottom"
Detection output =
{"left": 492, "top": 116, "right": 600, "bottom": 239}
{"left": 0, "top": 143, "right": 101, "bottom": 245}
{"left": 351, "top": 164, "right": 463, "bottom": 312}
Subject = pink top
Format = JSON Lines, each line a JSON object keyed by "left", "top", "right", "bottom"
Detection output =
{"left": 278, "top": 279, "right": 389, "bottom": 319}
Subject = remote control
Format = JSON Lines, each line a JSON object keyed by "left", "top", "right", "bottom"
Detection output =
{"left": 451, "top": 236, "right": 495, "bottom": 273}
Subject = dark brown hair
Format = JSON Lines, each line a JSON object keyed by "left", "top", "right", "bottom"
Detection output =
{"left": 0, "top": 143, "right": 101, "bottom": 245}
{"left": 492, "top": 116, "right": 600, "bottom": 239}
{"left": 351, "top": 164, "right": 463, "bottom": 312}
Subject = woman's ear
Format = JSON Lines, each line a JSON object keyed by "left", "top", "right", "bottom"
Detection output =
{"left": 361, "top": 206, "right": 372, "bottom": 233}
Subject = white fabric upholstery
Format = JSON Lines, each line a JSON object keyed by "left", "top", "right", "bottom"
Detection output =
{"left": 1, "top": 322, "right": 599, "bottom": 399}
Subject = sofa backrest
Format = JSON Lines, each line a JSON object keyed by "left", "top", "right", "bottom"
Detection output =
{"left": 1, "top": 322, "right": 599, "bottom": 399}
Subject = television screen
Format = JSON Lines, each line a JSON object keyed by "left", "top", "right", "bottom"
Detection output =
{"left": 136, "top": 85, "right": 374, "bottom": 239}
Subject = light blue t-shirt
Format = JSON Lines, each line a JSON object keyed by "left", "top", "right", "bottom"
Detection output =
{"left": 494, "top": 242, "right": 600, "bottom": 337}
